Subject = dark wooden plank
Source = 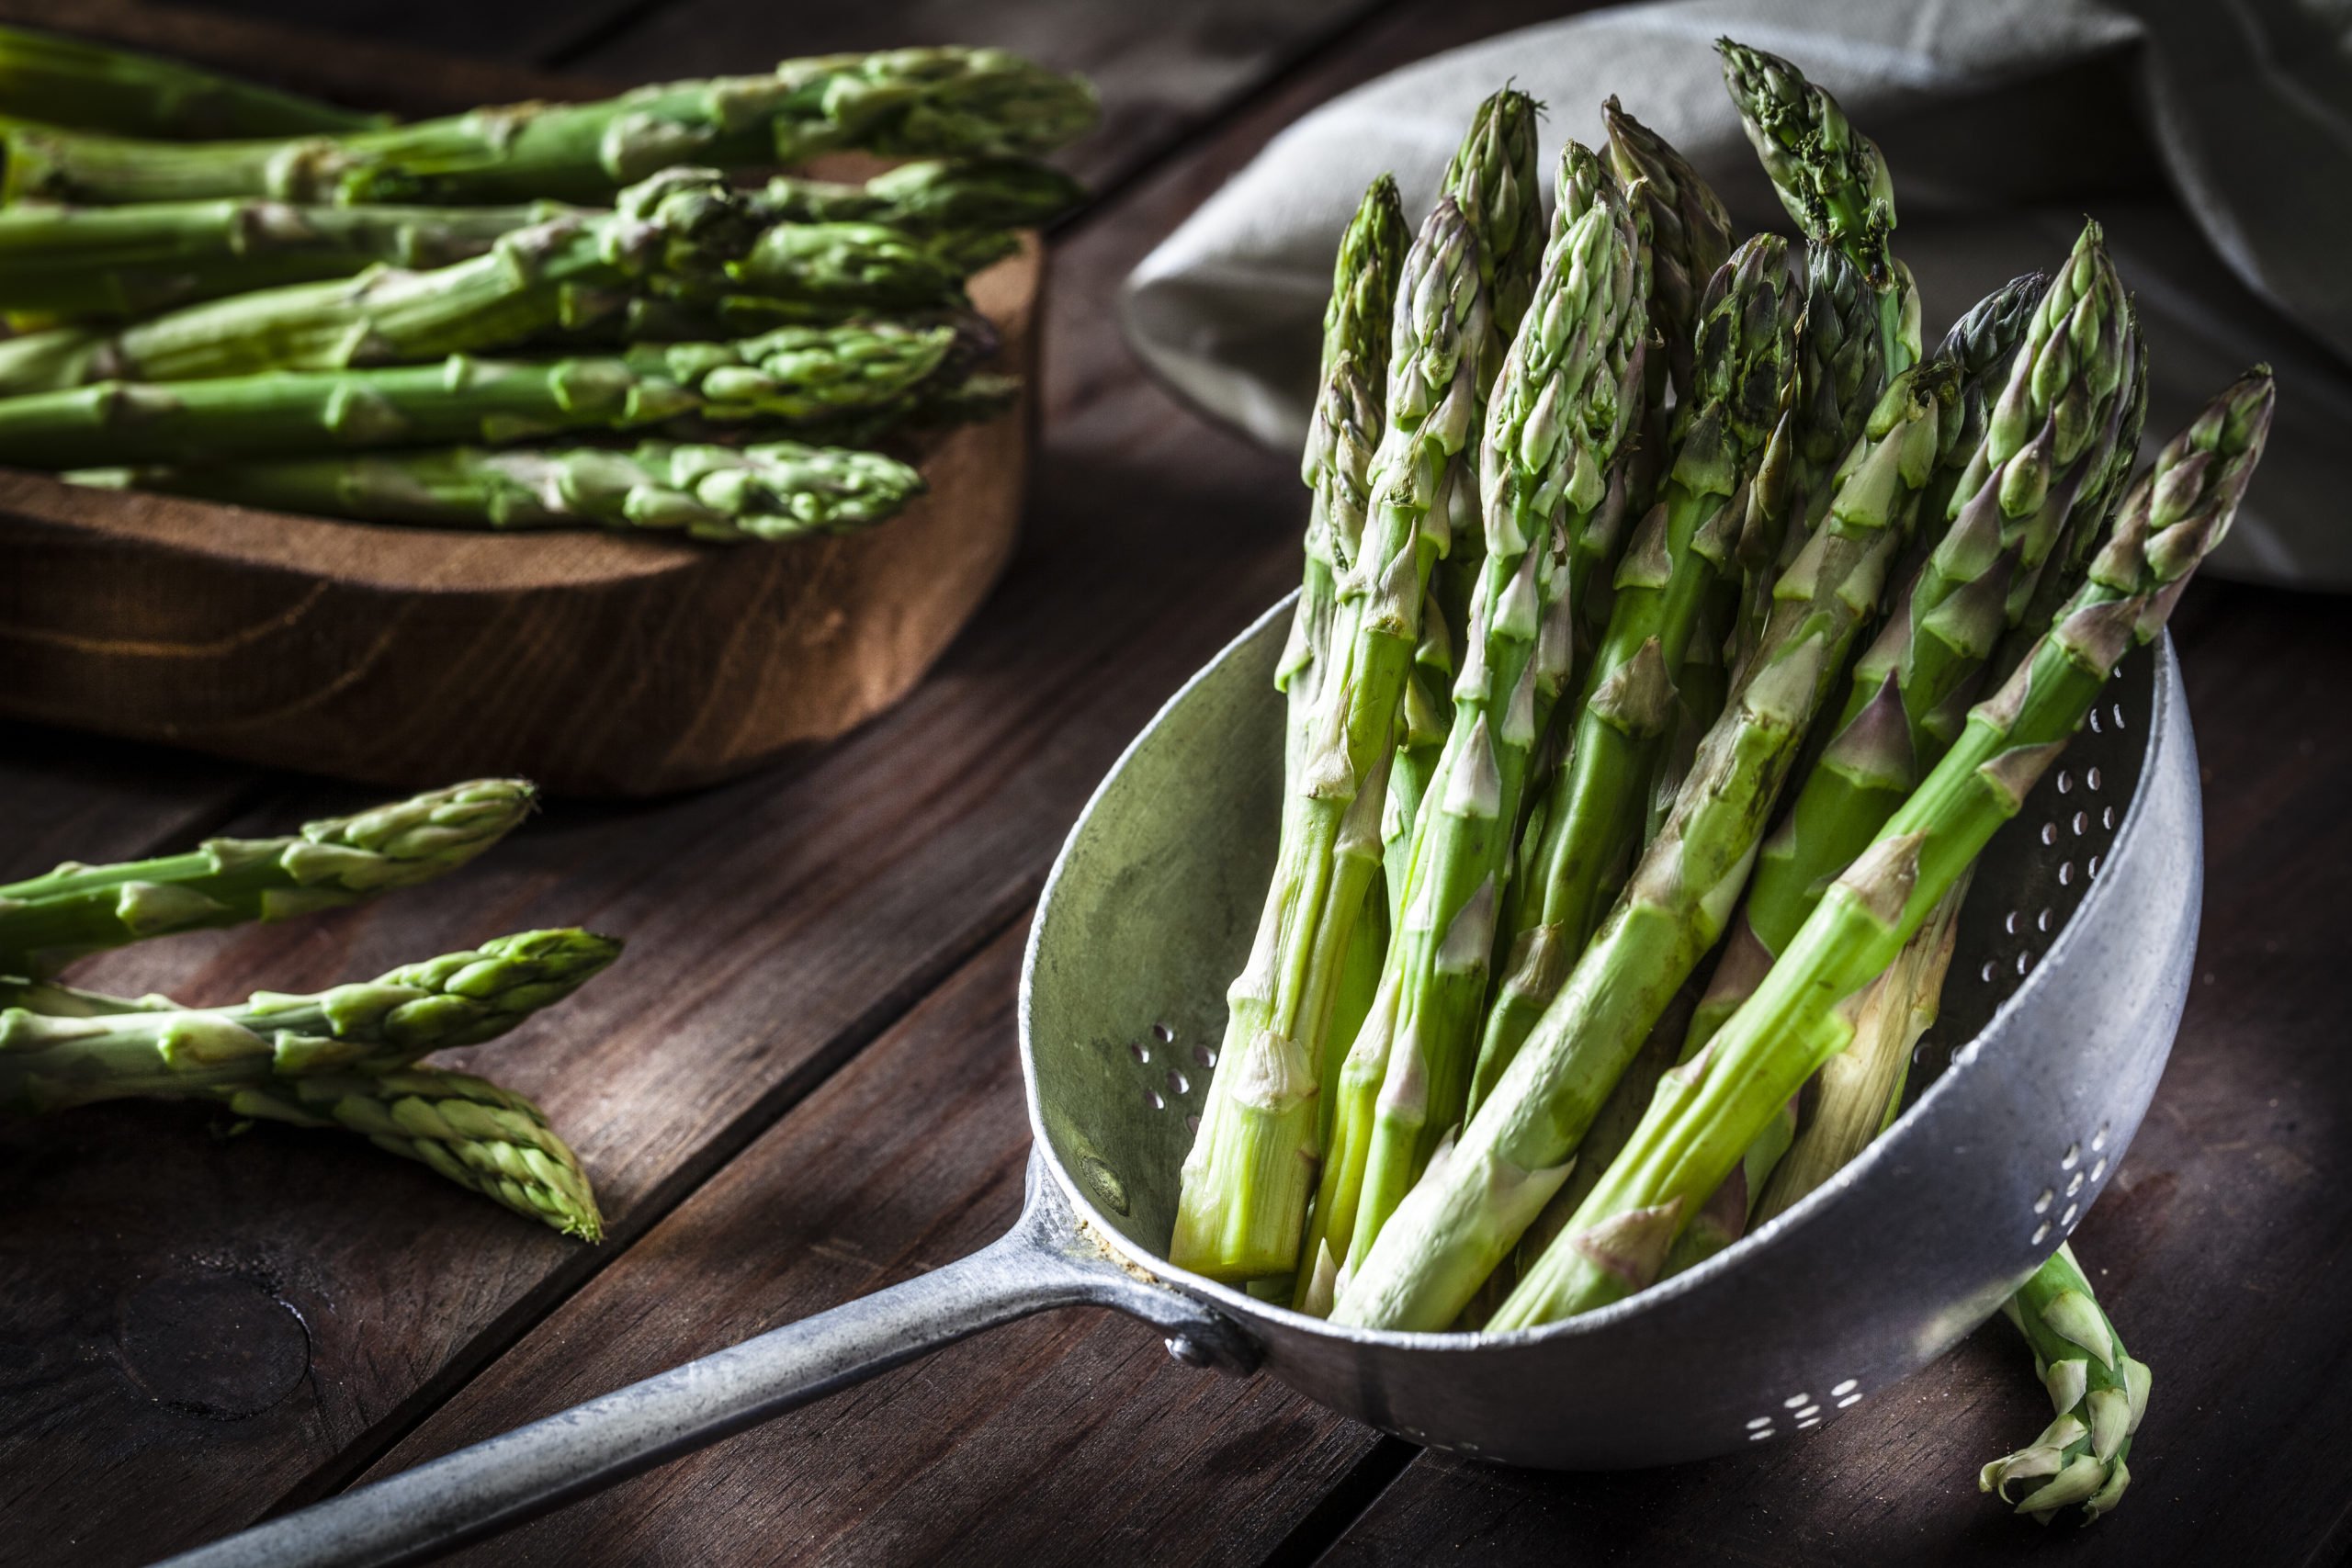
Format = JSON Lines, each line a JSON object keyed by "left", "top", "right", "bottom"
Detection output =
{"left": 0, "top": 720, "right": 258, "bottom": 882}
{"left": 0, "top": 0, "right": 595, "bottom": 113}
{"left": 558, "top": 0, "right": 1385, "bottom": 188}
{"left": 1309, "top": 582, "right": 2352, "bottom": 1567}
{"left": 130, "top": 0, "right": 640, "bottom": 66}
{"left": 351, "top": 924, "right": 1374, "bottom": 1566}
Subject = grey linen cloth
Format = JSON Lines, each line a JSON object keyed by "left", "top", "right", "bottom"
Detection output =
{"left": 1120, "top": 0, "right": 2352, "bottom": 589}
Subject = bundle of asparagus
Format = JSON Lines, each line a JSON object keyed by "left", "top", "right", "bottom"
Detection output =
{"left": 0, "top": 779, "right": 623, "bottom": 1238}
{"left": 0, "top": 33, "right": 1095, "bottom": 544}
{"left": 1170, "top": 39, "right": 2278, "bottom": 1529}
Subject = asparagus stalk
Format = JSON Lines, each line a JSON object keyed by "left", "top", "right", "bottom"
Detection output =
{"left": 1280, "top": 175, "right": 1409, "bottom": 758}
{"left": 1718, "top": 39, "right": 1914, "bottom": 378}
{"left": 0, "top": 779, "right": 532, "bottom": 974}
{"left": 1981, "top": 1245, "right": 2148, "bottom": 1523}
{"left": 1417, "top": 91, "right": 1546, "bottom": 839}
{"left": 220, "top": 1065, "right": 604, "bottom": 1239}
{"left": 0, "top": 48, "right": 1098, "bottom": 205}
{"left": 1336, "top": 359, "right": 1958, "bottom": 1332}
{"left": 0, "top": 198, "right": 559, "bottom": 321}
{"left": 1492, "top": 367, "right": 2275, "bottom": 1326}
{"left": 1469, "top": 235, "right": 1803, "bottom": 1112}
{"left": 0, "top": 157, "right": 1075, "bottom": 324}
{"left": 0, "top": 169, "right": 779, "bottom": 393}
{"left": 1304, "top": 153, "right": 1648, "bottom": 1299}
{"left": 0, "top": 928, "right": 621, "bottom": 1112}
{"left": 80, "top": 435, "right": 924, "bottom": 545}
{"left": 0, "top": 24, "right": 390, "bottom": 137}
{"left": 1283, "top": 179, "right": 1408, "bottom": 1153}
{"left": 1169, "top": 197, "right": 1488, "bottom": 1282}
{"left": 0, "top": 322, "right": 961, "bottom": 466}
{"left": 1600, "top": 96, "right": 1731, "bottom": 407}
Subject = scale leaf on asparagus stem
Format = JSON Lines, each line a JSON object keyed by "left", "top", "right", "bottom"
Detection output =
{"left": 1982, "top": 1244, "right": 2148, "bottom": 1524}
{"left": 1490, "top": 366, "right": 2274, "bottom": 1326}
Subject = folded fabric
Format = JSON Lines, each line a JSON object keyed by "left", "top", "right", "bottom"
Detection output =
{"left": 1121, "top": 0, "right": 2352, "bottom": 589}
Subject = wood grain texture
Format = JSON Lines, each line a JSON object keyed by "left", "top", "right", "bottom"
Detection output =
{"left": 355, "top": 924, "right": 1377, "bottom": 1567}
{"left": 1311, "top": 584, "right": 2352, "bottom": 1568}
{"left": 0, "top": 243, "right": 1039, "bottom": 798}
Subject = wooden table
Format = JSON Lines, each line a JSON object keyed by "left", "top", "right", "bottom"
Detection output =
{"left": 4, "top": 3, "right": 2348, "bottom": 1564}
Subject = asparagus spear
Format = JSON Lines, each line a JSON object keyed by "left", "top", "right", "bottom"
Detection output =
{"left": 1411, "top": 92, "right": 1546, "bottom": 863}
{"left": 1600, "top": 96, "right": 1731, "bottom": 406}
{"left": 1283, "top": 179, "right": 1408, "bottom": 1156}
{"left": 1469, "top": 235, "right": 1803, "bottom": 1112}
{"left": 0, "top": 322, "right": 961, "bottom": 467}
{"left": 0, "top": 168, "right": 779, "bottom": 394}
{"left": 1492, "top": 367, "right": 2276, "bottom": 1326}
{"left": 1336, "top": 359, "right": 1958, "bottom": 1332}
{"left": 0, "top": 198, "right": 555, "bottom": 321}
{"left": 1718, "top": 39, "right": 1914, "bottom": 378}
{"left": 79, "top": 435, "right": 924, "bottom": 545}
{"left": 0, "top": 157, "right": 1075, "bottom": 324}
{"left": 0, "top": 47, "right": 1098, "bottom": 205}
{"left": 1170, "top": 197, "right": 1489, "bottom": 1282}
{"left": 1305, "top": 153, "right": 1648, "bottom": 1298}
{"left": 221, "top": 1066, "right": 604, "bottom": 1239}
{"left": 1981, "top": 1245, "right": 2148, "bottom": 1523}
{"left": 0, "top": 928, "right": 620, "bottom": 1112}
{"left": 0, "top": 779, "right": 532, "bottom": 974}
{"left": 0, "top": 24, "right": 390, "bottom": 138}
{"left": 1280, "top": 175, "right": 1409, "bottom": 755}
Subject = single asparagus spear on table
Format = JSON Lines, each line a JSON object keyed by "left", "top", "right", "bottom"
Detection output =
{"left": 1303, "top": 151, "right": 1649, "bottom": 1307}
{"left": 1468, "top": 234, "right": 1804, "bottom": 1114}
{"left": 0, "top": 927, "right": 620, "bottom": 1111}
{"left": 224, "top": 1066, "right": 605, "bottom": 1239}
{"left": 1489, "top": 366, "right": 2274, "bottom": 1327}
{"left": 0, "top": 976, "right": 605, "bottom": 1238}
{"left": 0, "top": 779, "right": 532, "bottom": 975}
{"left": 0, "top": 47, "right": 1098, "bottom": 205}
{"left": 1718, "top": 39, "right": 1916, "bottom": 379}
{"left": 0, "top": 321, "right": 964, "bottom": 467}
{"left": 0, "top": 23, "right": 390, "bottom": 137}
{"left": 1335, "top": 355, "right": 1960, "bottom": 1332}
{"left": 77, "top": 435, "right": 925, "bottom": 544}
{"left": 1168, "top": 197, "right": 1489, "bottom": 1282}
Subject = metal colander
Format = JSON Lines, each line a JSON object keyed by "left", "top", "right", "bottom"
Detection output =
{"left": 163, "top": 593, "right": 2198, "bottom": 1565}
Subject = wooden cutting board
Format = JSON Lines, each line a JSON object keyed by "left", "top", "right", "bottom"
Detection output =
{"left": 0, "top": 2, "right": 1041, "bottom": 797}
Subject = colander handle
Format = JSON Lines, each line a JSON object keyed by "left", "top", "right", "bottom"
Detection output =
{"left": 152, "top": 1152, "right": 1252, "bottom": 1568}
